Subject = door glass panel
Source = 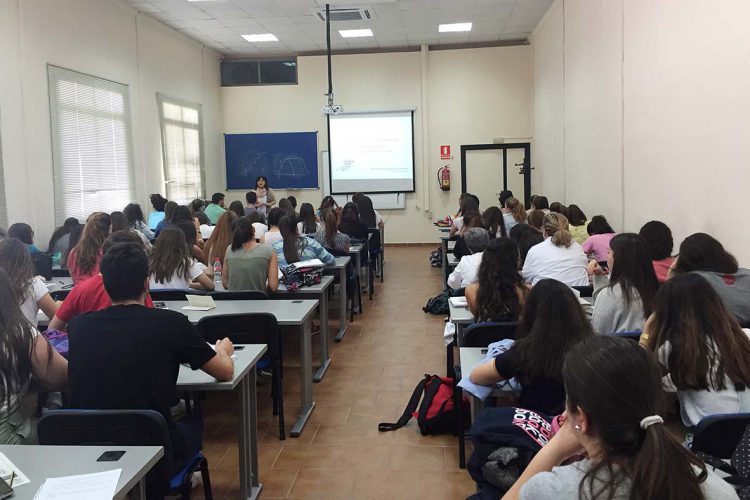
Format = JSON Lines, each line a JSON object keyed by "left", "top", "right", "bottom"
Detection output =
{"left": 506, "top": 148, "right": 527, "bottom": 206}
{"left": 465, "top": 149, "right": 503, "bottom": 210}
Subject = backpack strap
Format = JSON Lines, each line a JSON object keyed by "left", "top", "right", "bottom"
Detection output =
{"left": 378, "top": 375, "right": 430, "bottom": 432}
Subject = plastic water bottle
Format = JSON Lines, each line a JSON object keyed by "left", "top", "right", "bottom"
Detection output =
{"left": 51, "top": 252, "right": 62, "bottom": 268}
{"left": 213, "top": 258, "right": 222, "bottom": 285}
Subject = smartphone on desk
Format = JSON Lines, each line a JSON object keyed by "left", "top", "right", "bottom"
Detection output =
{"left": 97, "top": 450, "right": 126, "bottom": 462}
{"left": 154, "top": 301, "right": 167, "bottom": 309}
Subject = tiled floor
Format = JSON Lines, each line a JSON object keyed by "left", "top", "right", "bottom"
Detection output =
{"left": 197, "top": 246, "right": 476, "bottom": 499}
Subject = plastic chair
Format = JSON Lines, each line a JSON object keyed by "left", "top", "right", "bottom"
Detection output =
{"left": 691, "top": 412, "right": 750, "bottom": 488}
{"left": 38, "top": 409, "right": 212, "bottom": 499}
{"left": 210, "top": 290, "right": 268, "bottom": 300}
{"left": 352, "top": 238, "right": 375, "bottom": 300}
{"left": 367, "top": 228, "right": 384, "bottom": 282}
{"left": 455, "top": 321, "right": 518, "bottom": 468}
{"left": 327, "top": 247, "right": 362, "bottom": 321}
{"left": 197, "top": 313, "right": 286, "bottom": 440}
{"left": 49, "top": 289, "right": 71, "bottom": 301}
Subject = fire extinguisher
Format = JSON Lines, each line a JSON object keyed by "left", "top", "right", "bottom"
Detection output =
{"left": 438, "top": 165, "right": 451, "bottom": 191}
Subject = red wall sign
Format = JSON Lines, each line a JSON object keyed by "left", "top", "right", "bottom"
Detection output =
{"left": 440, "top": 145, "right": 451, "bottom": 160}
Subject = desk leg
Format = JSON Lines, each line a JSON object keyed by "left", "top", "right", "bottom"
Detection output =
{"left": 291, "top": 320, "right": 315, "bottom": 437}
{"left": 335, "top": 266, "right": 348, "bottom": 342}
{"left": 356, "top": 251, "right": 365, "bottom": 296}
{"left": 314, "top": 291, "right": 331, "bottom": 382}
{"left": 239, "top": 368, "right": 262, "bottom": 499}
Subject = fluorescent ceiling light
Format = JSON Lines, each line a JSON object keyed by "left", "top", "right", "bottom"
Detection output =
{"left": 339, "top": 29, "right": 374, "bottom": 38}
{"left": 439, "top": 22, "right": 472, "bottom": 33}
{"left": 241, "top": 34, "right": 279, "bottom": 42}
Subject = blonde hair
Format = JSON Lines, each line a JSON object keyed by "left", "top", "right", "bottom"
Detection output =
{"left": 543, "top": 212, "right": 573, "bottom": 248}
{"left": 505, "top": 197, "right": 527, "bottom": 223}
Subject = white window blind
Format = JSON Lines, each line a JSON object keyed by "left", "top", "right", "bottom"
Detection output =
{"left": 157, "top": 94, "right": 204, "bottom": 204}
{"left": 48, "top": 65, "right": 135, "bottom": 226}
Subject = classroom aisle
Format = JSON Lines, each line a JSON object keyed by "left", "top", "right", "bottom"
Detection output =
{"left": 197, "top": 246, "right": 476, "bottom": 499}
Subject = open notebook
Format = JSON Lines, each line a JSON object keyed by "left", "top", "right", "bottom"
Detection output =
{"left": 181, "top": 295, "right": 216, "bottom": 311}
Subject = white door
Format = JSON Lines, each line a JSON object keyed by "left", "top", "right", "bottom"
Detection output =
{"left": 465, "top": 149, "right": 503, "bottom": 210}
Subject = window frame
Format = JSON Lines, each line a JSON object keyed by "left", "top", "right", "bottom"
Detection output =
{"left": 156, "top": 93, "right": 206, "bottom": 204}
{"left": 47, "top": 64, "right": 136, "bottom": 226}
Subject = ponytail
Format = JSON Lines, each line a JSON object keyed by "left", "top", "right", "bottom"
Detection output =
{"left": 279, "top": 215, "right": 302, "bottom": 264}
{"left": 231, "top": 218, "right": 255, "bottom": 251}
{"left": 543, "top": 212, "right": 573, "bottom": 248}
{"left": 506, "top": 198, "right": 527, "bottom": 223}
{"left": 623, "top": 423, "right": 706, "bottom": 500}
{"left": 322, "top": 209, "right": 338, "bottom": 248}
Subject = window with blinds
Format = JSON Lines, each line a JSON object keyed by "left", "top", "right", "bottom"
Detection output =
{"left": 48, "top": 65, "right": 135, "bottom": 226}
{"left": 157, "top": 94, "right": 204, "bottom": 204}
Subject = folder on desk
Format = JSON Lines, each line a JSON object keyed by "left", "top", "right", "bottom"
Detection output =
{"left": 449, "top": 297, "right": 468, "bottom": 308}
{"left": 181, "top": 295, "right": 216, "bottom": 311}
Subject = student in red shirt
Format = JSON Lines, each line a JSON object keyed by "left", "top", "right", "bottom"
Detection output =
{"left": 49, "top": 231, "right": 154, "bottom": 331}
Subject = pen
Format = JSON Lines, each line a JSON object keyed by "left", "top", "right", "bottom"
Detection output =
{"left": 9, "top": 471, "right": 15, "bottom": 487}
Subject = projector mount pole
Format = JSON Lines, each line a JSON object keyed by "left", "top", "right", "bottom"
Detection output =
{"left": 326, "top": 3, "right": 334, "bottom": 108}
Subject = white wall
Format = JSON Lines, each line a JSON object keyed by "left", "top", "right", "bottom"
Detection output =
{"left": 220, "top": 45, "right": 533, "bottom": 244}
{"left": 532, "top": 0, "right": 750, "bottom": 263}
{"left": 0, "top": 0, "right": 222, "bottom": 246}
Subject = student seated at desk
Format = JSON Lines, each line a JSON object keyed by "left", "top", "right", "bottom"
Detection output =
{"left": 67, "top": 243, "right": 234, "bottom": 493}
{"left": 0, "top": 269, "right": 67, "bottom": 444}
{"left": 642, "top": 273, "right": 750, "bottom": 428}
{"left": 566, "top": 204, "right": 588, "bottom": 245}
{"left": 587, "top": 233, "right": 658, "bottom": 335}
{"left": 153, "top": 200, "right": 177, "bottom": 239}
{"left": 48, "top": 231, "right": 155, "bottom": 332}
{"left": 260, "top": 208, "right": 283, "bottom": 246}
{"left": 68, "top": 212, "right": 111, "bottom": 284}
{"left": 354, "top": 195, "right": 383, "bottom": 230}
{"left": 638, "top": 220, "right": 674, "bottom": 283}
{"left": 204, "top": 193, "right": 227, "bottom": 225}
{"left": 338, "top": 202, "right": 369, "bottom": 241}
{"left": 124, "top": 203, "right": 154, "bottom": 241}
{"left": 313, "top": 209, "right": 350, "bottom": 252}
{"left": 483, "top": 206, "right": 507, "bottom": 239}
{"left": 449, "top": 194, "right": 480, "bottom": 237}
{"left": 503, "top": 336, "right": 736, "bottom": 500}
{"left": 447, "top": 227, "right": 489, "bottom": 290}
{"left": 470, "top": 279, "right": 593, "bottom": 415}
{"left": 223, "top": 218, "right": 279, "bottom": 292}
{"left": 203, "top": 211, "right": 237, "bottom": 266}
{"left": 582, "top": 215, "right": 616, "bottom": 263}
{"left": 298, "top": 203, "right": 321, "bottom": 235}
{"left": 274, "top": 215, "right": 335, "bottom": 267}
{"left": 509, "top": 223, "right": 544, "bottom": 266}
{"left": 0, "top": 238, "right": 58, "bottom": 324}
{"left": 48, "top": 217, "right": 80, "bottom": 256}
{"left": 465, "top": 237, "right": 525, "bottom": 322}
{"left": 111, "top": 210, "right": 152, "bottom": 251}
{"left": 149, "top": 227, "right": 214, "bottom": 291}
{"left": 177, "top": 220, "right": 207, "bottom": 266}
{"left": 196, "top": 212, "right": 214, "bottom": 240}
{"left": 522, "top": 213, "right": 588, "bottom": 287}
{"left": 148, "top": 193, "right": 168, "bottom": 231}
{"left": 7, "top": 223, "right": 40, "bottom": 253}
{"left": 247, "top": 211, "right": 268, "bottom": 241}
{"left": 452, "top": 211, "right": 485, "bottom": 262}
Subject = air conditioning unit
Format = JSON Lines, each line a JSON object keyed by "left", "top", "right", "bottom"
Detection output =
{"left": 314, "top": 6, "right": 374, "bottom": 22}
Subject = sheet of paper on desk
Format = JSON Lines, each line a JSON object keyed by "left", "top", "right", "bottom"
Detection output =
{"left": 293, "top": 259, "right": 323, "bottom": 269}
{"left": 449, "top": 297, "right": 468, "bottom": 308}
{"left": 33, "top": 468, "right": 121, "bottom": 500}
{"left": 0, "top": 452, "right": 30, "bottom": 487}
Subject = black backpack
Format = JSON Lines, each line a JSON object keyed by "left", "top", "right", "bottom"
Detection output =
{"left": 379, "top": 375, "right": 469, "bottom": 436}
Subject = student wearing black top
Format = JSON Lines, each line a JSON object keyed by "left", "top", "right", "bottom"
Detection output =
{"left": 67, "top": 242, "right": 234, "bottom": 493}
{"left": 338, "top": 202, "right": 369, "bottom": 240}
{"left": 470, "top": 279, "right": 593, "bottom": 415}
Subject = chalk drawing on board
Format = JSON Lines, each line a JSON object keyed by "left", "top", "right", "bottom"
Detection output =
{"left": 240, "top": 152, "right": 267, "bottom": 177}
{"left": 274, "top": 154, "right": 310, "bottom": 178}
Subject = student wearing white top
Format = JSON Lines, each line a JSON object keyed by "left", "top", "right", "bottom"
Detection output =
{"left": 260, "top": 207, "right": 283, "bottom": 246}
{"left": 506, "top": 336, "right": 737, "bottom": 500}
{"left": 297, "top": 203, "right": 321, "bottom": 235}
{"left": 449, "top": 194, "right": 479, "bottom": 237}
{"left": 148, "top": 227, "right": 213, "bottom": 291}
{"left": 0, "top": 238, "right": 59, "bottom": 324}
{"left": 641, "top": 273, "right": 750, "bottom": 428}
{"left": 195, "top": 212, "right": 213, "bottom": 240}
{"left": 245, "top": 211, "right": 268, "bottom": 241}
{"left": 522, "top": 212, "right": 588, "bottom": 287}
{"left": 447, "top": 228, "right": 489, "bottom": 289}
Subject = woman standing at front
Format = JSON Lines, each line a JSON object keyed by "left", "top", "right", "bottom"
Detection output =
{"left": 254, "top": 176, "right": 276, "bottom": 217}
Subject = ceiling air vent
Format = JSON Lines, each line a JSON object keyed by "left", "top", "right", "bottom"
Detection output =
{"left": 315, "top": 7, "right": 373, "bottom": 22}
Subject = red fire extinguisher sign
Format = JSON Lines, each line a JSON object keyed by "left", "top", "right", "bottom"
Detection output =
{"left": 440, "top": 145, "right": 451, "bottom": 160}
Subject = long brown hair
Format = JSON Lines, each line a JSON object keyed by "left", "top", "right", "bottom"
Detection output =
{"left": 0, "top": 269, "right": 47, "bottom": 409}
{"left": 474, "top": 238, "right": 523, "bottom": 322}
{"left": 0, "top": 238, "right": 35, "bottom": 303}
{"left": 543, "top": 212, "right": 573, "bottom": 247}
{"left": 321, "top": 209, "right": 339, "bottom": 248}
{"left": 608, "top": 233, "right": 659, "bottom": 317}
{"left": 647, "top": 273, "right": 750, "bottom": 391}
{"left": 505, "top": 197, "right": 527, "bottom": 223}
{"left": 149, "top": 227, "right": 193, "bottom": 284}
{"left": 71, "top": 212, "right": 111, "bottom": 275}
{"left": 204, "top": 211, "right": 237, "bottom": 265}
{"left": 481, "top": 206, "right": 506, "bottom": 238}
{"left": 280, "top": 214, "right": 306, "bottom": 264}
{"left": 565, "top": 336, "right": 707, "bottom": 500}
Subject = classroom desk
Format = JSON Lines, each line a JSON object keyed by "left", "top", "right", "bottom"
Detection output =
{"left": 322, "top": 256, "right": 351, "bottom": 342}
{"left": 272, "top": 276, "right": 334, "bottom": 382}
{"left": 0, "top": 444, "right": 163, "bottom": 500}
{"left": 177, "top": 344, "right": 266, "bottom": 500}
{"left": 446, "top": 301, "right": 474, "bottom": 377}
{"left": 44, "top": 276, "right": 73, "bottom": 294}
{"left": 439, "top": 232, "right": 451, "bottom": 285}
{"left": 446, "top": 254, "right": 458, "bottom": 284}
{"left": 163, "top": 300, "right": 318, "bottom": 437}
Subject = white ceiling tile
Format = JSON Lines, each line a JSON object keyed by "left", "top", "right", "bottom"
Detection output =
{"left": 206, "top": 9, "right": 249, "bottom": 19}
{"left": 170, "top": 10, "right": 213, "bottom": 20}
{"left": 223, "top": 18, "right": 265, "bottom": 29}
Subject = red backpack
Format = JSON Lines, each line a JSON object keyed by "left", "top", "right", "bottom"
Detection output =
{"left": 379, "top": 374, "right": 470, "bottom": 435}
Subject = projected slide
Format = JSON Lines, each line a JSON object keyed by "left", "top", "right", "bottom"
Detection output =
{"left": 329, "top": 111, "right": 415, "bottom": 193}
